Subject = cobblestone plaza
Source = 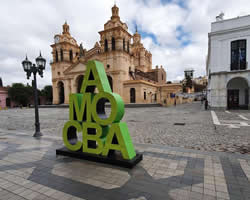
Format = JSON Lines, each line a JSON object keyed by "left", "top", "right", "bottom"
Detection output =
{"left": 0, "top": 102, "right": 250, "bottom": 199}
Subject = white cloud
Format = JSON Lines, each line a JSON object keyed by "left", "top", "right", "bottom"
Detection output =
{"left": 1, "top": 0, "right": 250, "bottom": 88}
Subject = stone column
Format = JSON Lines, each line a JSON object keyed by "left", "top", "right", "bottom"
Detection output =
{"left": 116, "top": 38, "right": 123, "bottom": 51}
{"left": 64, "top": 79, "right": 71, "bottom": 104}
{"left": 52, "top": 82, "right": 59, "bottom": 104}
{"left": 108, "top": 39, "right": 112, "bottom": 51}
{"left": 71, "top": 78, "right": 77, "bottom": 94}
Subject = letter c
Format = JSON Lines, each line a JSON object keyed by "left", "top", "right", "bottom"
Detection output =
{"left": 63, "top": 120, "right": 82, "bottom": 151}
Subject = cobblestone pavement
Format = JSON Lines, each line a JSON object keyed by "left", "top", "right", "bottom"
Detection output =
{"left": 0, "top": 102, "right": 250, "bottom": 154}
{"left": 211, "top": 110, "right": 250, "bottom": 154}
{"left": 0, "top": 129, "right": 250, "bottom": 200}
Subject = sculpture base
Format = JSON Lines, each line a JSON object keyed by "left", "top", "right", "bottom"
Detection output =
{"left": 56, "top": 147, "right": 143, "bottom": 169}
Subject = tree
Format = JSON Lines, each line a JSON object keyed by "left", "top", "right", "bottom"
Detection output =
{"left": 193, "top": 82, "right": 206, "bottom": 92}
{"left": 41, "top": 85, "right": 53, "bottom": 104}
{"left": 182, "top": 84, "right": 187, "bottom": 93}
{"left": 8, "top": 83, "right": 33, "bottom": 106}
{"left": 185, "top": 76, "right": 193, "bottom": 89}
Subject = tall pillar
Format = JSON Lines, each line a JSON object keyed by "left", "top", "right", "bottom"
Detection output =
{"left": 52, "top": 82, "right": 59, "bottom": 104}
{"left": 64, "top": 79, "right": 71, "bottom": 104}
{"left": 71, "top": 78, "right": 77, "bottom": 94}
{"left": 116, "top": 38, "right": 122, "bottom": 50}
{"left": 108, "top": 39, "right": 112, "bottom": 51}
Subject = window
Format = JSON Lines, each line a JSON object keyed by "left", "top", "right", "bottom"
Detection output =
{"left": 123, "top": 39, "right": 125, "bottom": 51}
{"left": 104, "top": 39, "right": 108, "bottom": 52}
{"left": 231, "top": 39, "right": 247, "bottom": 70}
{"left": 55, "top": 50, "right": 58, "bottom": 62}
{"left": 60, "top": 49, "right": 63, "bottom": 61}
{"left": 69, "top": 50, "right": 73, "bottom": 61}
{"left": 162, "top": 74, "right": 164, "bottom": 80}
{"left": 127, "top": 41, "right": 130, "bottom": 53}
{"left": 112, "top": 37, "right": 115, "bottom": 50}
{"left": 107, "top": 64, "right": 110, "bottom": 69}
{"left": 144, "top": 91, "right": 146, "bottom": 100}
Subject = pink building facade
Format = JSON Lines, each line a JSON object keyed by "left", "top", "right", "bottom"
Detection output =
{"left": 0, "top": 87, "right": 8, "bottom": 108}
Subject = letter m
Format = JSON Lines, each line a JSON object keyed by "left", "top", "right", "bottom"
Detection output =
{"left": 69, "top": 93, "right": 92, "bottom": 122}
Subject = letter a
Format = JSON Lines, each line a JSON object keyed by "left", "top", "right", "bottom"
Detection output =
{"left": 102, "top": 122, "right": 136, "bottom": 160}
{"left": 80, "top": 60, "right": 112, "bottom": 94}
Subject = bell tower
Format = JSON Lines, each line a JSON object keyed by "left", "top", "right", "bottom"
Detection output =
{"left": 111, "top": 4, "right": 120, "bottom": 20}
{"left": 98, "top": 4, "right": 133, "bottom": 96}
{"left": 51, "top": 22, "right": 79, "bottom": 65}
{"left": 62, "top": 22, "right": 70, "bottom": 35}
{"left": 133, "top": 26, "right": 141, "bottom": 44}
{"left": 50, "top": 22, "right": 80, "bottom": 104}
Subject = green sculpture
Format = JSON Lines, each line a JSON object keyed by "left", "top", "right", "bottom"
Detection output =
{"left": 62, "top": 60, "right": 136, "bottom": 160}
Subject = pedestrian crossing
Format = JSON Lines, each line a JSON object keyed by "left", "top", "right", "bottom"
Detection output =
{"left": 211, "top": 111, "right": 250, "bottom": 128}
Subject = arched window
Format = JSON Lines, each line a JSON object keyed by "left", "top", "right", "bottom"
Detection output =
{"left": 123, "top": 38, "right": 125, "bottom": 51}
{"left": 104, "top": 39, "right": 108, "bottom": 52}
{"left": 60, "top": 49, "right": 63, "bottom": 61}
{"left": 55, "top": 50, "right": 58, "bottom": 62}
{"left": 107, "top": 76, "right": 113, "bottom": 91}
{"left": 76, "top": 75, "right": 84, "bottom": 93}
{"left": 112, "top": 37, "right": 115, "bottom": 50}
{"left": 127, "top": 41, "right": 130, "bottom": 53}
{"left": 58, "top": 81, "right": 64, "bottom": 104}
{"left": 69, "top": 50, "right": 73, "bottom": 61}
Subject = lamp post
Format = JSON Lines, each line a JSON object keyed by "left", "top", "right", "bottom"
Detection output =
{"left": 22, "top": 52, "right": 46, "bottom": 137}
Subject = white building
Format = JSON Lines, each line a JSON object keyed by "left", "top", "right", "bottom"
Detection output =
{"left": 207, "top": 14, "right": 250, "bottom": 109}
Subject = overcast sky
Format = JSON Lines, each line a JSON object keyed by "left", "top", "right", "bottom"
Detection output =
{"left": 1, "top": 0, "right": 250, "bottom": 89}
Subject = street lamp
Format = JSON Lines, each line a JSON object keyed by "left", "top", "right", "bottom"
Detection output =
{"left": 22, "top": 52, "right": 46, "bottom": 137}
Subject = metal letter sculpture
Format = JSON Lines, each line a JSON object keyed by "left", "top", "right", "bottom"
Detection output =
{"left": 56, "top": 60, "right": 142, "bottom": 168}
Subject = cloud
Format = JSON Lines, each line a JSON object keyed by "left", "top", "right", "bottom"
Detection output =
{"left": 1, "top": 0, "right": 250, "bottom": 88}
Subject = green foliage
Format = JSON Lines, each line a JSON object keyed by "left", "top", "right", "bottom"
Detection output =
{"left": 8, "top": 83, "right": 33, "bottom": 106}
{"left": 182, "top": 84, "right": 187, "bottom": 93}
{"left": 41, "top": 85, "right": 53, "bottom": 103}
{"left": 193, "top": 82, "right": 206, "bottom": 92}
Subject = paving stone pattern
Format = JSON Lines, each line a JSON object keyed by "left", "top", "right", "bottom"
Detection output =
{"left": 0, "top": 130, "right": 250, "bottom": 199}
{"left": 0, "top": 102, "right": 250, "bottom": 154}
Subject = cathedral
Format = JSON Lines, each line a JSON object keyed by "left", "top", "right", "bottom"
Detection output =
{"left": 51, "top": 4, "right": 182, "bottom": 104}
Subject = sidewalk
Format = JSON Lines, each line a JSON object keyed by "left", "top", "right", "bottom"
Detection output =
{"left": 0, "top": 129, "right": 250, "bottom": 200}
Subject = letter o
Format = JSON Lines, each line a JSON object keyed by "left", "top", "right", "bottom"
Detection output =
{"left": 91, "top": 92, "right": 124, "bottom": 125}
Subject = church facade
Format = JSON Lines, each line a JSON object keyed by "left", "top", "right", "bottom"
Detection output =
{"left": 51, "top": 5, "right": 182, "bottom": 104}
